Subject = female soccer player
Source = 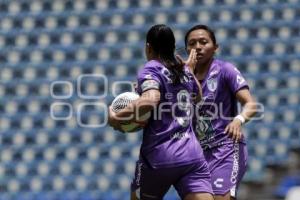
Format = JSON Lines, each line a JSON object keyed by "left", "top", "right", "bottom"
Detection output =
{"left": 108, "top": 24, "right": 214, "bottom": 200}
{"left": 184, "top": 24, "right": 258, "bottom": 200}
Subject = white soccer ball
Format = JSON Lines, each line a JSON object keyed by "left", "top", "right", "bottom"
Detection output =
{"left": 111, "top": 92, "right": 150, "bottom": 133}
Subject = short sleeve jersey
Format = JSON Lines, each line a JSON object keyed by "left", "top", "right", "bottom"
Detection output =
{"left": 137, "top": 60, "right": 203, "bottom": 168}
{"left": 194, "top": 59, "right": 249, "bottom": 148}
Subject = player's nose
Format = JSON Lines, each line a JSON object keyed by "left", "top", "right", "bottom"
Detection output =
{"left": 195, "top": 42, "right": 202, "bottom": 50}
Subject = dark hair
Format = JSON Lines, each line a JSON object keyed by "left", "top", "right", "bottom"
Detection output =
{"left": 184, "top": 24, "right": 217, "bottom": 48}
{"left": 146, "top": 24, "right": 184, "bottom": 84}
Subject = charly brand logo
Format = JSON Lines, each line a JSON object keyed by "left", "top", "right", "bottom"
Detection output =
{"left": 214, "top": 178, "right": 224, "bottom": 188}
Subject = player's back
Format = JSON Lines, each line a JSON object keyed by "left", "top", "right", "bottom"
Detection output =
{"left": 137, "top": 60, "right": 204, "bottom": 169}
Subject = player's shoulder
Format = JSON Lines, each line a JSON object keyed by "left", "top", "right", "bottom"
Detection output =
{"left": 215, "top": 59, "right": 235, "bottom": 71}
{"left": 215, "top": 59, "right": 241, "bottom": 75}
{"left": 138, "top": 60, "right": 164, "bottom": 79}
{"left": 144, "top": 60, "right": 164, "bottom": 70}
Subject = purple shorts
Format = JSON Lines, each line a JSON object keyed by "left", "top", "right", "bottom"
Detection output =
{"left": 203, "top": 142, "right": 248, "bottom": 197}
{"left": 131, "top": 159, "right": 213, "bottom": 200}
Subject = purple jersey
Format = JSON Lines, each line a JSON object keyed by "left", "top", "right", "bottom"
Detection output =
{"left": 194, "top": 59, "right": 249, "bottom": 148}
{"left": 137, "top": 60, "right": 203, "bottom": 168}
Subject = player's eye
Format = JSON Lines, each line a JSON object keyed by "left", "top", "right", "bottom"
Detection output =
{"left": 200, "top": 40, "right": 208, "bottom": 45}
{"left": 188, "top": 40, "right": 196, "bottom": 46}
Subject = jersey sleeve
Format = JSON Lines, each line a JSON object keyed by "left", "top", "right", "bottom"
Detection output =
{"left": 137, "top": 62, "right": 162, "bottom": 94}
{"left": 223, "top": 63, "right": 249, "bottom": 94}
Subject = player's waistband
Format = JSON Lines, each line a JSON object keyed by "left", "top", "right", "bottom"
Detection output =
{"left": 201, "top": 140, "right": 233, "bottom": 151}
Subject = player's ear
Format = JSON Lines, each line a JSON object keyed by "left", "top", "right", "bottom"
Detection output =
{"left": 213, "top": 44, "right": 219, "bottom": 55}
{"left": 146, "top": 43, "right": 151, "bottom": 53}
{"left": 145, "top": 43, "right": 152, "bottom": 60}
{"left": 214, "top": 43, "right": 219, "bottom": 51}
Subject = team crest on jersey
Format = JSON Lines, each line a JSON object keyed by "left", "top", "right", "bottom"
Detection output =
{"left": 207, "top": 78, "right": 218, "bottom": 92}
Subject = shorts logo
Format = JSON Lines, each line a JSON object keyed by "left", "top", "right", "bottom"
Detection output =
{"left": 231, "top": 144, "right": 240, "bottom": 184}
{"left": 214, "top": 178, "right": 224, "bottom": 188}
{"left": 136, "top": 162, "right": 142, "bottom": 186}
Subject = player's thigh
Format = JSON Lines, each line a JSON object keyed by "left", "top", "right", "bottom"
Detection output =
{"left": 184, "top": 192, "right": 214, "bottom": 200}
{"left": 131, "top": 191, "right": 139, "bottom": 200}
{"left": 214, "top": 192, "right": 236, "bottom": 200}
{"left": 208, "top": 143, "right": 247, "bottom": 197}
{"left": 131, "top": 161, "right": 172, "bottom": 200}
{"left": 174, "top": 161, "right": 213, "bottom": 199}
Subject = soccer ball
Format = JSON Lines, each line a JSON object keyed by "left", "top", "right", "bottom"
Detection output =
{"left": 111, "top": 92, "right": 150, "bottom": 133}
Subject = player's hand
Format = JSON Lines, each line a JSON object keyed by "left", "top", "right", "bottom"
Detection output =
{"left": 224, "top": 118, "right": 243, "bottom": 142}
{"left": 108, "top": 106, "right": 125, "bottom": 133}
{"left": 134, "top": 119, "right": 148, "bottom": 128}
{"left": 176, "top": 49, "right": 197, "bottom": 73}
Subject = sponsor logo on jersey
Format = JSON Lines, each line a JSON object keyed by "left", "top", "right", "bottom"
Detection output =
{"left": 171, "top": 131, "right": 190, "bottom": 140}
{"left": 236, "top": 75, "right": 245, "bottom": 85}
{"left": 161, "top": 68, "right": 173, "bottom": 83}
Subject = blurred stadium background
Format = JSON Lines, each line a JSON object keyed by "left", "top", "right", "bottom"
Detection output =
{"left": 0, "top": 0, "right": 300, "bottom": 199}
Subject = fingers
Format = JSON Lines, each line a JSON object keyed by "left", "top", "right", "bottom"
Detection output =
{"left": 176, "top": 49, "right": 197, "bottom": 72}
{"left": 187, "top": 49, "right": 197, "bottom": 72}
{"left": 224, "top": 125, "right": 229, "bottom": 134}
{"left": 176, "top": 55, "right": 185, "bottom": 65}
{"left": 225, "top": 122, "right": 242, "bottom": 142}
{"left": 134, "top": 120, "right": 148, "bottom": 127}
{"left": 228, "top": 125, "right": 234, "bottom": 138}
{"left": 232, "top": 127, "right": 241, "bottom": 143}
{"left": 187, "top": 49, "right": 196, "bottom": 63}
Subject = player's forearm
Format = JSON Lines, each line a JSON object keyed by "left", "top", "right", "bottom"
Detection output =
{"left": 114, "top": 91, "right": 160, "bottom": 122}
{"left": 192, "top": 74, "right": 202, "bottom": 103}
{"left": 239, "top": 100, "right": 257, "bottom": 122}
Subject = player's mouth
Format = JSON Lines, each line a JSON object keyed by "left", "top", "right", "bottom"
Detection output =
{"left": 196, "top": 53, "right": 204, "bottom": 60}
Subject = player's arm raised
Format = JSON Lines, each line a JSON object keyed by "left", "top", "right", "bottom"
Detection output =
{"left": 176, "top": 49, "right": 202, "bottom": 103}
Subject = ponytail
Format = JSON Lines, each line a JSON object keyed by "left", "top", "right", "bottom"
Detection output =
{"left": 146, "top": 24, "right": 186, "bottom": 84}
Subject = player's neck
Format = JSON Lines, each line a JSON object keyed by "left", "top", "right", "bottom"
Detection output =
{"left": 194, "top": 58, "right": 214, "bottom": 81}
